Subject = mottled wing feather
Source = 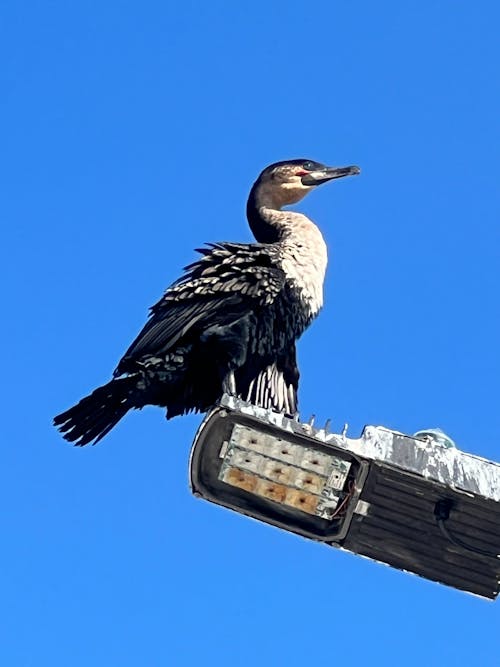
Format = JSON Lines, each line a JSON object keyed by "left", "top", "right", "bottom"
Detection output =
{"left": 118, "top": 299, "right": 230, "bottom": 360}
{"left": 114, "top": 243, "right": 285, "bottom": 375}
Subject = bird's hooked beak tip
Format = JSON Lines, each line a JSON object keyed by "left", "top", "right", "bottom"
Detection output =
{"left": 301, "top": 165, "right": 361, "bottom": 186}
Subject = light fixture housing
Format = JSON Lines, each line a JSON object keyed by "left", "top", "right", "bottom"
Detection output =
{"left": 190, "top": 395, "right": 500, "bottom": 599}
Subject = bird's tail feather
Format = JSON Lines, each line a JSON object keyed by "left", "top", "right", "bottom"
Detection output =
{"left": 53, "top": 376, "right": 141, "bottom": 446}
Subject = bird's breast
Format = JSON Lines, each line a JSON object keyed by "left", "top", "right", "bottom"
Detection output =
{"left": 278, "top": 223, "right": 328, "bottom": 321}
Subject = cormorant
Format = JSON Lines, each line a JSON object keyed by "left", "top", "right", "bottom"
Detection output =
{"left": 54, "top": 159, "right": 360, "bottom": 445}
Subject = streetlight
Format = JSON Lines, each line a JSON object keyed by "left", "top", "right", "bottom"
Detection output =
{"left": 190, "top": 395, "right": 500, "bottom": 600}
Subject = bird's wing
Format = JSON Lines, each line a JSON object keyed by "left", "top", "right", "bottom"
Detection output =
{"left": 114, "top": 243, "right": 285, "bottom": 374}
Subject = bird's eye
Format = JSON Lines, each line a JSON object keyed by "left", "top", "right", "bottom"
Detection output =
{"left": 302, "top": 161, "right": 316, "bottom": 171}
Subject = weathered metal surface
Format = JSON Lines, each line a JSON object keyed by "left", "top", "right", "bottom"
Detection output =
{"left": 218, "top": 395, "right": 500, "bottom": 502}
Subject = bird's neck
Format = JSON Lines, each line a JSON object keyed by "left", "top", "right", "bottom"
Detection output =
{"left": 247, "top": 183, "right": 310, "bottom": 244}
{"left": 246, "top": 185, "right": 328, "bottom": 316}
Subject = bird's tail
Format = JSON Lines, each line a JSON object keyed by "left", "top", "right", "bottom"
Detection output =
{"left": 53, "top": 375, "right": 141, "bottom": 446}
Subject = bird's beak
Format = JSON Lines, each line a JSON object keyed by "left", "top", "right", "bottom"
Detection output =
{"left": 301, "top": 165, "right": 361, "bottom": 186}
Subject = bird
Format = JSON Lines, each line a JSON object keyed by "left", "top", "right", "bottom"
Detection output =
{"left": 54, "top": 158, "right": 360, "bottom": 446}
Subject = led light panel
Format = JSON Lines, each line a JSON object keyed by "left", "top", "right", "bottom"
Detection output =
{"left": 218, "top": 424, "right": 351, "bottom": 520}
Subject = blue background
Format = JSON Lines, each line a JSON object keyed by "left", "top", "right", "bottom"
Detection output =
{"left": 2, "top": 1, "right": 499, "bottom": 665}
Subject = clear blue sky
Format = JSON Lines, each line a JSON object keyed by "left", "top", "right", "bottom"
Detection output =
{"left": 2, "top": 1, "right": 499, "bottom": 665}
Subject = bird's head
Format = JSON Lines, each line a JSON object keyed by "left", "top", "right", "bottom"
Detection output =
{"left": 251, "top": 159, "right": 361, "bottom": 209}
